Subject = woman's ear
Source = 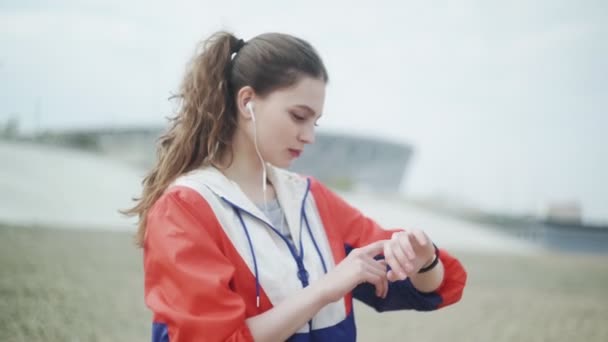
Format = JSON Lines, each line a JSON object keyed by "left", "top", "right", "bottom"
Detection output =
{"left": 237, "top": 86, "right": 256, "bottom": 121}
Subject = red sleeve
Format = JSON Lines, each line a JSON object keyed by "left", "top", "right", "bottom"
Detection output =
{"left": 143, "top": 188, "right": 254, "bottom": 341}
{"left": 310, "top": 178, "right": 399, "bottom": 247}
{"left": 435, "top": 248, "right": 467, "bottom": 308}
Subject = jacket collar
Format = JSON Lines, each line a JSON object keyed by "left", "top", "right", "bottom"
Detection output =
{"left": 179, "top": 164, "right": 310, "bottom": 236}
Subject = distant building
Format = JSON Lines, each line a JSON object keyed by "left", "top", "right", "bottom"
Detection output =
{"left": 545, "top": 201, "right": 582, "bottom": 224}
{"left": 290, "top": 132, "right": 413, "bottom": 192}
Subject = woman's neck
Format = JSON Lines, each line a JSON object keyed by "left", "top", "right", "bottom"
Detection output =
{"left": 216, "top": 129, "right": 275, "bottom": 204}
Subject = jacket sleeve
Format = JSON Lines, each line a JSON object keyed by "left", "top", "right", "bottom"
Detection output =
{"left": 311, "top": 179, "right": 467, "bottom": 312}
{"left": 144, "top": 189, "right": 254, "bottom": 342}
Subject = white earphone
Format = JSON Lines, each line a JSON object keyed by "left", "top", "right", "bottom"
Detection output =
{"left": 246, "top": 101, "right": 256, "bottom": 122}
{"left": 246, "top": 100, "right": 267, "bottom": 198}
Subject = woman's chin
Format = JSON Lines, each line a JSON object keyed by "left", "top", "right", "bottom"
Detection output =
{"left": 269, "top": 158, "right": 292, "bottom": 169}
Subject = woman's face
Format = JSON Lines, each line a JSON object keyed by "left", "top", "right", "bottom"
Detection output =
{"left": 244, "top": 76, "right": 326, "bottom": 168}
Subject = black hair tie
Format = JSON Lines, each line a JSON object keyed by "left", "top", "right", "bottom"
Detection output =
{"left": 233, "top": 38, "right": 246, "bottom": 54}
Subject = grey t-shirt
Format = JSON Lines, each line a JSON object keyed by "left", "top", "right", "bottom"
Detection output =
{"left": 257, "top": 198, "right": 292, "bottom": 242}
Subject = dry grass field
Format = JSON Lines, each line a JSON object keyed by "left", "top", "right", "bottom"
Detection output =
{"left": 1, "top": 225, "right": 607, "bottom": 341}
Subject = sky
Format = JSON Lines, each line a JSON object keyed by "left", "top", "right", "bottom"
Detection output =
{"left": 1, "top": 0, "right": 607, "bottom": 223}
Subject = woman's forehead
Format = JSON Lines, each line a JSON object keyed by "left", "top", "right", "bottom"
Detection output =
{"left": 268, "top": 77, "right": 326, "bottom": 113}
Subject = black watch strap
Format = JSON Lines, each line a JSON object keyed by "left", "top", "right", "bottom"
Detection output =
{"left": 418, "top": 244, "right": 440, "bottom": 274}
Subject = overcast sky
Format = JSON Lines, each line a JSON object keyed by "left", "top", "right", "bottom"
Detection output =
{"left": 1, "top": 0, "right": 607, "bottom": 222}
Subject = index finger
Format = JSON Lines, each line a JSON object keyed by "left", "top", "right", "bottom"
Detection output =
{"left": 360, "top": 240, "right": 388, "bottom": 257}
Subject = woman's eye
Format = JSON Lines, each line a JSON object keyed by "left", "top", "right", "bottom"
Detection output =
{"left": 291, "top": 112, "right": 306, "bottom": 121}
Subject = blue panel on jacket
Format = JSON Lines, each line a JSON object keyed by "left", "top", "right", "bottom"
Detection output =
{"left": 152, "top": 322, "right": 169, "bottom": 342}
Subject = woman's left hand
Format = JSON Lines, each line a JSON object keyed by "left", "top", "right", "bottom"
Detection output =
{"left": 383, "top": 229, "right": 436, "bottom": 282}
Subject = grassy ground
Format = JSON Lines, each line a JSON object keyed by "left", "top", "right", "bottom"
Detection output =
{"left": 1, "top": 226, "right": 607, "bottom": 342}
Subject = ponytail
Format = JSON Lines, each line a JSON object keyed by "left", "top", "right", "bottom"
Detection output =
{"left": 122, "top": 31, "right": 241, "bottom": 246}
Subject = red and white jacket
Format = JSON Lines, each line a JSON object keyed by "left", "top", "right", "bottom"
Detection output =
{"left": 144, "top": 165, "right": 467, "bottom": 341}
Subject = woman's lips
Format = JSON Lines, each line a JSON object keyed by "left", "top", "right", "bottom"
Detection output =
{"left": 288, "top": 149, "right": 302, "bottom": 158}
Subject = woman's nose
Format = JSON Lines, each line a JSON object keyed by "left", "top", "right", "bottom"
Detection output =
{"left": 298, "top": 125, "right": 316, "bottom": 144}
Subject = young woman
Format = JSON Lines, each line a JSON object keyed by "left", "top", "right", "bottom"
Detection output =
{"left": 125, "top": 31, "right": 467, "bottom": 342}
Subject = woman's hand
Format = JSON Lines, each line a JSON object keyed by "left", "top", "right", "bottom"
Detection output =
{"left": 318, "top": 240, "right": 389, "bottom": 303}
{"left": 384, "top": 229, "right": 436, "bottom": 282}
